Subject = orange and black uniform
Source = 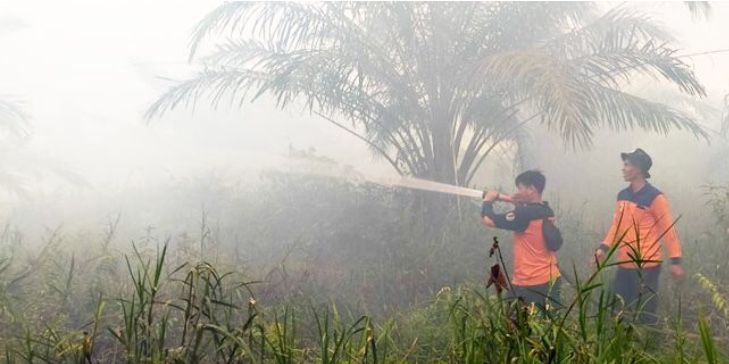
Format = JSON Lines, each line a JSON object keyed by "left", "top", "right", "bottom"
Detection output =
{"left": 482, "top": 202, "right": 561, "bottom": 308}
{"left": 598, "top": 183, "right": 682, "bottom": 324}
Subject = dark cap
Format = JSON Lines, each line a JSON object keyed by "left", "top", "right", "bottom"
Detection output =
{"left": 621, "top": 148, "right": 652, "bottom": 178}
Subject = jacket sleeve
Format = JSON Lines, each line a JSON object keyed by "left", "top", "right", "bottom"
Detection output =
{"left": 650, "top": 194, "right": 682, "bottom": 263}
{"left": 482, "top": 204, "right": 533, "bottom": 233}
{"left": 600, "top": 201, "right": 624, "bottom": 252}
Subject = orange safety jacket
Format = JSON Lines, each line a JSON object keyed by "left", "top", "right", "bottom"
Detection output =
{"left": 482, "top": 202, "right": 560, "bottom": 286}
{"left": 599, "top": 184, "right": 682, "bottom": 268}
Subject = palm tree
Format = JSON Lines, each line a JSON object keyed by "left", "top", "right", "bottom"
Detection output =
{"left": 0, "top": 20, "right": 87, "bottom": 198}
{"left": 148, "top": 2, "right": 708, "bottom": 186}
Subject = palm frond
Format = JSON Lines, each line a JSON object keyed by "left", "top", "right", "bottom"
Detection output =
{"left": 568, "top": 29, "right": 705, "bottom": 96}
{"left": 589, "top": 85, "right": 709, "bottom": 141}
{"left": 0, "top": 97, "right": 30, "bottom": 138}
{"left": 145, "top": 69, "right": 272, "bottom": 119}
{"left": 189, "top": 2, "right": 257, "bottom": 61}
{"left": 471, "top": 2, "right": 594, "bottom": 51}
{"left": 636, "top": 86, "right": 721, "bottom": 124}
{"left": 189, "top": 2, "right": 348, "bottom": 61}
{"left": 685, "top": 1, "right": 711, "bottom": 21}
{"left": 547, "top": 5, "right": 675, "bottom": 56}
{"left": 480, "top": 34, "right": 707, "bottom": 147}
{"left": 479, "top": 48, "right": 593, "bottom": 145}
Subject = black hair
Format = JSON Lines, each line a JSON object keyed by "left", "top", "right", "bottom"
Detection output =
{"left": 515, "top": 170, "right": 546, "bottom": 194}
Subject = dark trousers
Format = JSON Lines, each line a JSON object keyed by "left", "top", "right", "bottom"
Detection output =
{"left": 613, "top": 266, "right": 661, "bottom": 325}
{"left": 511, "top": 278, "right": 562, "bottom": 311}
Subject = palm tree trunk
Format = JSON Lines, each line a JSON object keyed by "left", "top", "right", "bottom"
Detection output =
{"left": 420, "top": 114, "right": 461, "bottom": 232}
{"left": 430, "top": 115, "right": 457, "bottom": 186}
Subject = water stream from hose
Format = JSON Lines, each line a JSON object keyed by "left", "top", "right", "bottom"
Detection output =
{"left": 368, "top": 175, "right": 483, "bottom": 199}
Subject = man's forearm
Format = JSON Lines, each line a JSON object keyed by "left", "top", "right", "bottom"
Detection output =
{"left": 481, "top": 201, "right": 495, "bottom": 218}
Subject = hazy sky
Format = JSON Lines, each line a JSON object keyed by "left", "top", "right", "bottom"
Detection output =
{"left": 1, "top": 1, "right": 728, "bottom": 197}
{"left": 1, "top": 0, "right": 386, "bottom": 194}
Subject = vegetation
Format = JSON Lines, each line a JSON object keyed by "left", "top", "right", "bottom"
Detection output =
{"left": 0, "top": 174, "right": 727, "bottom": 363}
{"left": 149, "top": 2, "right": 709, "bottom": 185}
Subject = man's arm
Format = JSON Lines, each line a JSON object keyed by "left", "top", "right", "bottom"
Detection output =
{"left": 481, "top": 200, "right": 532, "bottom": 232}
{"left": 650, "top": 194, "right": 684, "bottom": 279}
{"left": 650, "top": 194, "right": 682, "bottom": 261}
{"left": 594, "top": 200, "right": 623, "bottom": 261}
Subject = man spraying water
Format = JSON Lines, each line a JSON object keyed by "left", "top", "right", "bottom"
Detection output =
{"left": 480, "top": 170, "right": 562, "bottom": 310}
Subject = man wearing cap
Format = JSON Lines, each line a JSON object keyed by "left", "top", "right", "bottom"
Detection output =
{"left": 593, "top": 148, "right": 685, "bottom": 325}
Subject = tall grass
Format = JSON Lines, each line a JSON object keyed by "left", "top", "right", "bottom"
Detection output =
{"left": 0, "top": 234, "right": 724, "bottom": 363}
